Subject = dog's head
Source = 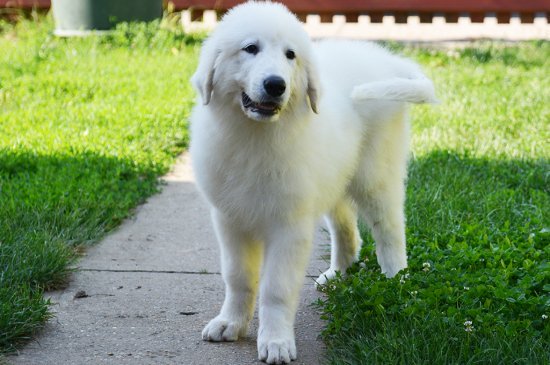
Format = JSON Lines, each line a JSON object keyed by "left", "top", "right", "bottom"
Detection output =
{"left": 191, "top": 2, "right": 319, "bottom": 122}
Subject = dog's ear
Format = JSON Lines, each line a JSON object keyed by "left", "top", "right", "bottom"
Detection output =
{"left": 191, "top": 39, "right": 220, "bottom": 105}
{"left": 306, "top": 62, "right": 320, "bottom": 114}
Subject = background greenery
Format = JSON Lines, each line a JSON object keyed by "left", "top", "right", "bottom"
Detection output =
{"left": 0, "top": 14, "right": 548, "bottom": 364}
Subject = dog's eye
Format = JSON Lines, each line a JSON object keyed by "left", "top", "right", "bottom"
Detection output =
{"left": 286, "top": 50, "right": 296, "bottom": 60}
{"left": 242, "top": 44, "right": 259, "bottom": 55}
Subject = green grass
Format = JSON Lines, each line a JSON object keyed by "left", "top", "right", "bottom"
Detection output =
{"left": 319, "top": 42, "right": 549, "bottom": 364}
{"left": 0, "top": 17, "right": 199, "bottom": 351}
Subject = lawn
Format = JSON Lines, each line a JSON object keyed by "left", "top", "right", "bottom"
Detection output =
{"left": 0, "top": 16, "right": 199, "bottom": 351}
{"left": 0, "top": 15, "right": 548, "bottom": 364}
{"left": 318, "top": 42, "right": 549, "bottom": 364}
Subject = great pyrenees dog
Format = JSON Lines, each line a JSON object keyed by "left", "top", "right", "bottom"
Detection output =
{"left": 190, "top": 2, "right": 436, "bottom": 363}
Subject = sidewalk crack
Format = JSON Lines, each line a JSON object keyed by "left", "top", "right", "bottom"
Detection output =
{"left": 80, "top": 268, "right": 221, "bottom": 275}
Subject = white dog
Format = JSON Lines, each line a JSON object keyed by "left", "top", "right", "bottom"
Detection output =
{"left": 190, "top": 2, "right": 436, "bottom": 363}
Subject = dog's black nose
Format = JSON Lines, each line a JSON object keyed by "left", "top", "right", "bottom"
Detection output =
{"left": 263, "top": 76, "right": 286, "bottom": 97}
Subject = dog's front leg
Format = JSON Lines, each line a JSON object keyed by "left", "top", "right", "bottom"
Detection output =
{"left": 202, "top": 209, "right": 262, "bottom": 342}
{"left": 258, "top": 219, "right": 314, "bottom": 364}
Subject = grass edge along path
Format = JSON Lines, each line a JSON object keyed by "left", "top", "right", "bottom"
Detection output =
{"left": 0, "top": 17, "right": 200, "bottom": 352}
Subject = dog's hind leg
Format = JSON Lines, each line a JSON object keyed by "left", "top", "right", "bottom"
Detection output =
{"left": 316, "top": 197, "right": 361, "bottom": 286}
{"left": 202, "top": 209, "right": 262, "bottom": 342}
{"left": 360, "top": 183, "right": 407, "bottom": 278}
{"left": 352, "top": 112, "right": 410, "bottom": 278}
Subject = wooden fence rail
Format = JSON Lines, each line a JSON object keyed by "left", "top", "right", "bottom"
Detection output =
{"left": 172, "top": 0, "right": 550, "bottom": 24}
{"left": 2, "top": 0, "right": 549, "bottom": 39}
{"left": 1, "top": 0, "right": 549, "bottom": 23}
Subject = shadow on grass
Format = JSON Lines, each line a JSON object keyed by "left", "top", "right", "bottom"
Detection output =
{"left": 327, "top": 150, "right": 549, "bottom": 365}
{"left": 0, "top": 148, "right": 168, "bottom": 351}
{"left": 406, "top": 150, "right": 548, "bottom": 246}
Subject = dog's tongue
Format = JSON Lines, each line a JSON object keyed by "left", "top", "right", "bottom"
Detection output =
{"left": 255, "top": 102, "right": 278, "bottom": 111}
{"left": 242, "top": 92, "right": 278, "bottom": 113}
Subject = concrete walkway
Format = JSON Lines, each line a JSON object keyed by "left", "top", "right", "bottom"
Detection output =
{"left": 8, "top": 154, "right": 329, "bottom": 365}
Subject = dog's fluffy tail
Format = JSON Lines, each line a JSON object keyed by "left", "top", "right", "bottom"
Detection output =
{"left": 351, "top": 77, "right": 438, "bottom": 104}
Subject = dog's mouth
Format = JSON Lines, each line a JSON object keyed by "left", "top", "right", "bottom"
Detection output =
{"left": 241, "top": 92, "right": 281, "bottom": 117}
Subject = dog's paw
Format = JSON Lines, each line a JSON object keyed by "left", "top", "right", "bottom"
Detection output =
{"left": 202, "top": 316, "right": 245, "bottom": 342}
{"left": 377, "top": 252, "right": 407, "bottom": 278}
{"left": 258, "top": 337, "right": 297, "bottom": 364}
{"left": 315, "top": 268, "right": 338, "bottom": 289}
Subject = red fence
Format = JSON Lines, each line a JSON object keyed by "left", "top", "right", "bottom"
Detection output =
{"left": 1, "top": 0, "right": 549, "bottom": 23}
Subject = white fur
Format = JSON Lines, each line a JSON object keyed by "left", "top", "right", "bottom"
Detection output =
{"left": 189, "top": 2, "right": 436, "bottom": 364}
